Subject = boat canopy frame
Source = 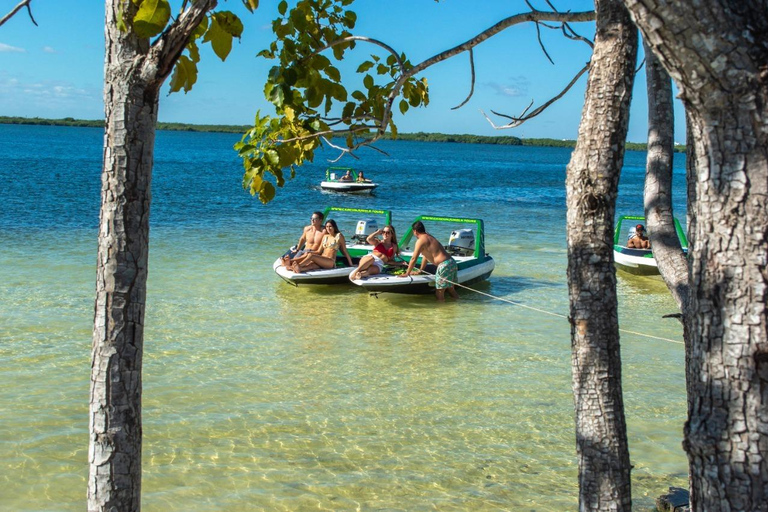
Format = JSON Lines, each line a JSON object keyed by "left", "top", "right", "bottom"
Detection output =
{"left": 321, "top": 206, "right": 392, "bottom": 227}
{"left": 325, "top": 166, "right": 364, "bottom": 181}
{"left": 398, "top": 215, "right": 486, "bottom": 259}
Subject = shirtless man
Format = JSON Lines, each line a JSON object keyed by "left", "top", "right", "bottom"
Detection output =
{"left": 627, "top": 223, "right": 651, "bottom": 249}
{"left": 399, "top": 221, "right": 459, "bottom": 301}
{"left": 281, "top": 211, "right": 326, "bottom": 267}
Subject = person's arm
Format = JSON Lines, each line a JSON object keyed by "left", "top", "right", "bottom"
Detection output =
{"left": 339, "top": 234, "right": 353, "bottom": 266}
{"left": 401, "top": 240, "right": 423, "bottom": 277}
{"left": 295, "top": 227, "right": 309, "bottom": 251}
{"left": 366, "top": 229, "right": 381, "bottom": 245}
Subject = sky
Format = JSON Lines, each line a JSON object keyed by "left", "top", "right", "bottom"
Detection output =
{"left": 0, "top": 0, "right": 686, "bottom": 142}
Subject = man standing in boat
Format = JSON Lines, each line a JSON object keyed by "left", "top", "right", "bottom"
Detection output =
{"left": 281, "top": 211, "right": 326, "bottom": 267}
{"left": 400, "top": 221, "right": 459, "bottom": 301}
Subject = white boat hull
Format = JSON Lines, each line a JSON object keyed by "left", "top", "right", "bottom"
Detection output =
{"left": 273, "top": 257, "right": 356, "bottom": 285}
{"left": 613, "top": 248, "right": 659, "bottom": 276}
{"left": 320, "top": 181, "right": 378, "bottom": 194}
{"left": 351, "top": 256, "right": 495, "bottom": 294}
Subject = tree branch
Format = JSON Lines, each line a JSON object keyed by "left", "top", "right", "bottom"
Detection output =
{"left": 310, "top": 35, "right": 405, "bottom": 71}
{"left": 0, "top": 0, "right": 36, "bottom": 28}
{"left": 481, "top": 62, "right": 589, "bottom": 129}
{"left": 145, "top": 0, "right": 218, "bottom": 86}
{"left": 451, "top": 48, "right": 476, "bottom": 110}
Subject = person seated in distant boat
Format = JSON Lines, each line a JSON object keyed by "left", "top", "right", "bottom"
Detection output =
{"left": 349, "top": 225, "right": 400, "bottom": 281}
{"left": 292, "top": 219, "right": 353, "bottom": 272}
{"left": 280, "top": 211, "right": 326, "bottom": 267}
{"left": 339, "top": 169, "right": 353, "bottom": 182}
{"left": 627, "top": 223, "right": 651, "bottom": 249}
{"left": 356, "top": 171, "right": 370, "bottom": 183}
{"left": 399, "top": 221, "right": 458, "bottom": 301}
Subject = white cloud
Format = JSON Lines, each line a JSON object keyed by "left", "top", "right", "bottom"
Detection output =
{"left": 42, "top": 46, "right": 57, "bottom": 54}
{"left": 485, "top": 76, "right": 530, "bottom": 98}
{"left": 0, "top": 74, "right": 102, "bottom": 118}
{"left": 0, "top": 42, "right": 26, "bottom": 53}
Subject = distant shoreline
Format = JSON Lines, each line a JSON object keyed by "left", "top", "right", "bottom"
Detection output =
{"left": 0, "top": 116, "right": 685, "bottom": 153}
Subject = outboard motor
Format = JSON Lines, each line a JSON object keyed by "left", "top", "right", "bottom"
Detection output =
{"left": 353, "top": 219, "right": 379, "bottom": 244}
{"left": 447, "top": 229, "right": 475, "bottom": 256}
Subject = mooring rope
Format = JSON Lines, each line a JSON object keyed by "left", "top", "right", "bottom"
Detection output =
{"left": 410, "top": 267, "right": 684, "bottom": 345}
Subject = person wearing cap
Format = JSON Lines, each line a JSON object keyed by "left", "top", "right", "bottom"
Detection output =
{"left": 628, "top": 223, "right": 651, "bottom": 249}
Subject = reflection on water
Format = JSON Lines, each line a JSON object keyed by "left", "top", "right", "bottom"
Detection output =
{"left": 0, "top": 127, "right": 688, "bottom": 511}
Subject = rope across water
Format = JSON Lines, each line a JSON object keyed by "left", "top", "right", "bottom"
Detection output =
{"left": 411, "top": 267, "right": 684, "bottom": 345}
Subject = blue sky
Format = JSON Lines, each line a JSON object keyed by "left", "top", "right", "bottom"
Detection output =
{"left": 0, "top": 0, "right": 685, "bottom": 142}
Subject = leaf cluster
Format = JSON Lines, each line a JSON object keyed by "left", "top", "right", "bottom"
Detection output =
{"left": 236, "top": 0, "right": 429, "bottom": 203}
{"left": 118, "top": 0, "right": 251, "bottom": 94}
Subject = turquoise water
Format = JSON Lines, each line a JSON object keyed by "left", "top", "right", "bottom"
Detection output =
{"left": 0, "top": 125, "right": 687, "bottom": 510}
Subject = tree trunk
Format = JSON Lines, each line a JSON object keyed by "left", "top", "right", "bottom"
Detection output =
{"left": 88, "top": 3, "right": 158, "bottom": 511}
{"left": 565, "top": 0, "right": 637, "bottom": 510}
{"left": 642, "top": 39, "right": 689, "bottom": 313}
{"left": 624, "top": 2, "right": 768, "bottom": 510}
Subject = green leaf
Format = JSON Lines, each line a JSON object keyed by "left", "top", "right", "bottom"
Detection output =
{"left": 356, "top": 61, "right": 374, "bottom": 73}
{"left": 399, "top": 99, "right": 409, "bottom": 114}
{"left": 269, "top": 84, "right": 286, "bottom": 107}
{"left": 187, "top": 40, "right": 200, "bottom": 64}
{"left": 363, "top": 74, "right": 373, "bottom": 90}
{"left": 351, "top": 90, "right": 366, "bottom": 102}
{"left": 242, "top": 0, "right": 259, "bottom": 12}
{"left": 376, "top": 63, "right": 388, "bottom": 75}
{"left": 214, "top": 11, "right": 244, "bottom": 38}
{"left": 259, "top": 181, "right": 276, "bottom": 204}
{"left": 168, "top": 55, "right": 197, "bottom": 93}
{"left": 203, "top": 15, "right": 234, "bottom": 61}
{"left": 132, "top": 0, "right": 171, "bottom": 39}
{"left": 326, "top": 66, "right": 341, "bottom": 82}
{"left": 278, "top": 0, "right": 288, "bottom": 15}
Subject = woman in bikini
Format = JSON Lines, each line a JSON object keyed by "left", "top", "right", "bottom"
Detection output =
{"left": 350, "top": 225, "right": 400, "bottom": 281}
{"left": 292, "top": 219, "right": 353, "bottom": 272}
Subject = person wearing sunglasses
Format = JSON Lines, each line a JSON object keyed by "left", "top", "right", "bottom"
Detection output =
{"left": 280, "top": 211, "right": 326, "bottom": 267}
{"left": 349, "top": 225, "right": 400, "bottom": 281}
{"left": 292, "top": 219, "right": 353, "bottom": 272}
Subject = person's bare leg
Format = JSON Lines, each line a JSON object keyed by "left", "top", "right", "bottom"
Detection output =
{"left": 435, "top": 289, "right": 445, "bottom": 301}
{"left": 447, "top": 286, "right": 459, "bottom": 300}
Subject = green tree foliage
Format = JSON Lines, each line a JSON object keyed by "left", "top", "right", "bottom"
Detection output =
{"left": 235, "top": 0, "right": 429, "bottom": 203}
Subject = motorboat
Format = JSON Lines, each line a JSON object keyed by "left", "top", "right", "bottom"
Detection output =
{"left": 613, "top": 215, "right": 688, "bottom": 276}
{"left": 274, "top": 206, "right": 391, "bottom": 286}
{"left": 350, "top": 215, "right": 495, "bottom": 294}
{"left": 320, "top": 167, "right": 378, "bottom": 194}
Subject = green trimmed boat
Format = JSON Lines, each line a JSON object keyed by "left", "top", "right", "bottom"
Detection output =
{"left": 350, "top": 215, "right": 495, "bottom": 294}
{"left": 320, "top": 167, "right": 378, "bottom": 194}
{"left": 273, "top": 207, "right": 391, "bottom": 285}
{"left": 613, "top": 215, "right": 688, "bottom": 276}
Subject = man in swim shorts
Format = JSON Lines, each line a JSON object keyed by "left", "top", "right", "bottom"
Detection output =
{"left": 400, "top": 221, "right": 458, "bottom": 301}
{"left": 281, "top": 211, "right": 326, "bottom": 267}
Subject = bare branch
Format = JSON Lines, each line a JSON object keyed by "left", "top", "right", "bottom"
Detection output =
{"left": 310, "top": 35, "right": 405, "bottom": 71}
{"left": 0, "top": 0, "right": 37, "bottom": 28}
{"left": 321, "top": 136, "right": 360, "bottom": 162}
{"left": 561, "top": 22, "right": 593, "bottom": 49}
{"left": 451, "top": 48, "right": 476, "bottom": 110}
{"left": 535, "top": 22, "right": 555, "bottom": 65}
{"left": 482, "top": 63, "right": 589, "bottom": 129}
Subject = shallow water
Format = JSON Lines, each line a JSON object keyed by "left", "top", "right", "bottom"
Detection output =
{"left": 0, "top": 125, "right": 688, "bottom": 510}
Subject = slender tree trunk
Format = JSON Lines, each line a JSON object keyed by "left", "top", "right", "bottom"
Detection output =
{"left": 642, "top": 39, "right": 689, "bottom": 313}
{"left": 565, "top": 0, "right": 637, "bottom": 510}
{"left": 88, "top": 4, "right": 159, "bottom": 510}
{"left": 625, "top": 2, "right": 768, "bottom": 510}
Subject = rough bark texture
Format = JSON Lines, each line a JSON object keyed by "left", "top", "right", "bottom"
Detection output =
{"left": 642, "top": 39, "right": 690, "bottom": 313}
{"left": 565, "top": 1, "right": 637, "bottom": 510}
{"left": 89, "top": 2, "right": 216, "bottom": 511}
{"left": 624, "top": 1, "right": 768, "bottom": 510}
{"left": 89, "top": 3, "right": 157, "bottom": 510}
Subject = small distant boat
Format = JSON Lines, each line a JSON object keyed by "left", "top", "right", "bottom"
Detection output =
{"left": 274, "top": 207, "right": 391, "bottom": 286}
{"left": 613, "top": 215, "right": 688, "bottom": 276}
{"left": 351, "top": 215, "right": 495, "bottom": 294}
{"left": 320, "top": 167, "right": 378, "bottom": 194}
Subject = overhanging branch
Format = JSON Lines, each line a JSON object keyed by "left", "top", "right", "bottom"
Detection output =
{"left": 0, "top": 0, "right": 36, "bottom": 28}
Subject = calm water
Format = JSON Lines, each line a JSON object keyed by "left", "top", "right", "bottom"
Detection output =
{"left": 0, "top": 124, "right": 688, "bottom": 510}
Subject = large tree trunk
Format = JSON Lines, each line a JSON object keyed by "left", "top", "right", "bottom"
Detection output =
{"left": 624, "top": 2, "right": 768, "bottom": 510}
{"left": 88, "top": 4, "right": 158, "bottom": 510}
{"left": 642, "top": 39, "right": 689, "bottom": 313}
{"left": 565, "top": 0, "right": 637, "bottom": 510}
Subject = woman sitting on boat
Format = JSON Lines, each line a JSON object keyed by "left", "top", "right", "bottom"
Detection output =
{"left": 291, "top": 219, "right": 353, "bottom": 273}
{"left": 350, "top": 225, "right": 400, "bottom": 280}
